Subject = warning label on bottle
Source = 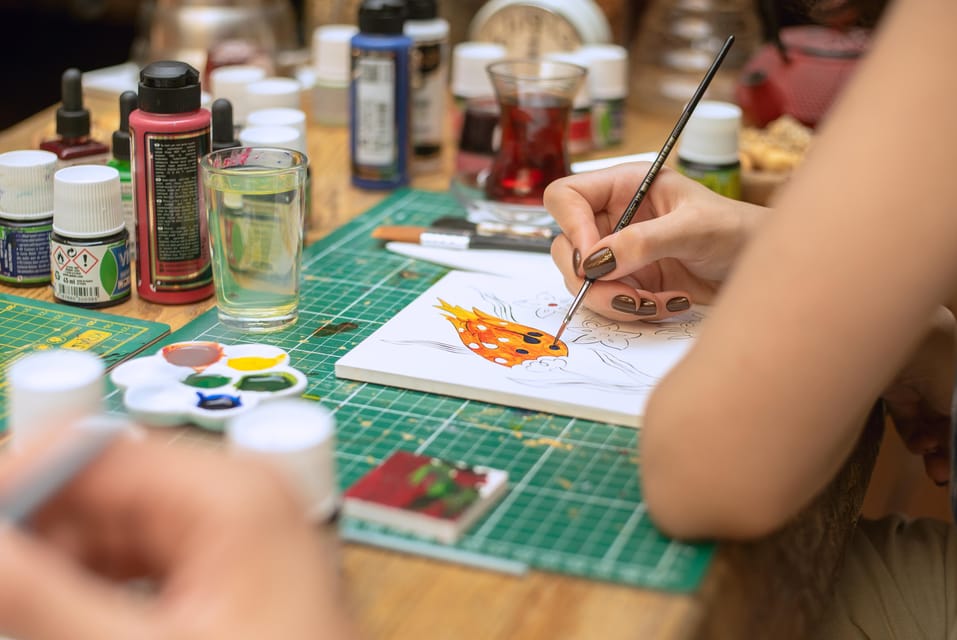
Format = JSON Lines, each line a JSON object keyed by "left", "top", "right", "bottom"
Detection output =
{"left": 51, "top": 238, "right": 131, "bottom": 305}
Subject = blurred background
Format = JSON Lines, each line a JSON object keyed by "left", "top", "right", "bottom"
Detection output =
{"left": 0, "top": 0, "right": 875, "bottom": 131}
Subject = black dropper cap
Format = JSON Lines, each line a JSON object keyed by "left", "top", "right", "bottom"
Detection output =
{"left": 55, "top": 68, "right": 91, "bottom": 138}
{"left": 138, "top": 61, "right": 202, "bottom": 114}
{"left": 406, "top": 0, "right": 437, "bottom": 20}
{"left": 358, "top": 0, "right": 406, "bottom": 35}
{"left": 112, "top": 90, "right": 137, "bottom": 162}
{"left": 211, "top": 99, "right": 239, "bottom": 151}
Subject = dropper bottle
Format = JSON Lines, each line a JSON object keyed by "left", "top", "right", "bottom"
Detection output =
{"left": 39, "top": 68, "right": 110, "bottom": 167}
{"left": 107, "top": 90, "right": 137, "bottom": 255}
{"left": 211, "top": 99, "right": 240, "bottom": 151}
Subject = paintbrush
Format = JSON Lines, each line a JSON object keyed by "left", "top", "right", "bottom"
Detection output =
{"left": 372, "top": 225, "right": 554, "bottom": 253}
{"left": 552, "top": 35, "right": 736, "bottom": 345}
{"left": 0, "top": 417, "right": 130, "bottom": 526}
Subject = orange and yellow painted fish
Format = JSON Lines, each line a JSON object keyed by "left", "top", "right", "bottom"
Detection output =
{"left": 436, "top": 299, "right": 568, "bottom": 367}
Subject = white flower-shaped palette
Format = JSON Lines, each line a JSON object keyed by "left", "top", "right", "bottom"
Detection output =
{"left": 110, "top": 341, "right": 307, "bottom": 431}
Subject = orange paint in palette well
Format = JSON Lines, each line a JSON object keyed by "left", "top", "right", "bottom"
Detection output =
{"left": 161, "top": 341, "right": 224, "bottom": 371}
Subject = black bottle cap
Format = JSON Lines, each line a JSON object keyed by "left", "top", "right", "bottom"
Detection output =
{"left": 55, "top": 68, "right": 91, "bottom": 138}
{"left": 211, "top": 99, "right": 238, "bottom": 151}
{"left": 111, "top": 90, "right": 137, "bottom": 161}
{"left": 406, "top": 0, "right": 437, "bottom": 20}
{"left": 358, "top": 0, "right": 406, "bottom": 35}
{"left": 138, "top": 61, "right": 202, "bottom": 114}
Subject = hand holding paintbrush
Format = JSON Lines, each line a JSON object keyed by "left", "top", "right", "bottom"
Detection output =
{"left": 552, "top": 35, "right": 736, "bottom": 344}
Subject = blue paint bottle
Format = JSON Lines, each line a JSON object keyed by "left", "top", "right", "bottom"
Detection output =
{"left": 349, "top": 0, "right": 412, "bottom": 190}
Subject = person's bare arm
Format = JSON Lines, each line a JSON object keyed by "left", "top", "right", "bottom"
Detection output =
{"left": 642, "top": 0, "right": 957, "bottom": 540}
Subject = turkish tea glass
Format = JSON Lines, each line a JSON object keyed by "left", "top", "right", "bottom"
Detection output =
{"left": 483, "top": 59, "right": 586, "bottom": 206}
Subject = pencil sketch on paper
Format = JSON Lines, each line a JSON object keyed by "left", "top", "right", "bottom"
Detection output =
{"left": 334, "top": 271, "right": 706, "bottom": 427}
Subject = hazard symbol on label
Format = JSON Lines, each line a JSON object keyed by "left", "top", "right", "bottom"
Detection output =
{"left": 73, "top": 249, "right": 99, "bottom": 274}
{"left": 52, "top": 246, "right": 68, "bottom": 268}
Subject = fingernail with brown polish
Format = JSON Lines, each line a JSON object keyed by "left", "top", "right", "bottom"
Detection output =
{"left": 572, "top": 248, "right": 581, "bottom": 274}
{"left": 665, "top": 296, "right": 690, "bottom": 312}
{"left": 611, "top": 295, "right": 637, "bottom": 313}
{"left": 637, "top": 298, "right": 657, "bottom": 316}
{"left": 583, "top": 248, "right": 616, "bottom": 279}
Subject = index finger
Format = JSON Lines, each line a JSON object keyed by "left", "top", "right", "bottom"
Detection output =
{"left": 543, "top": 162, "right": 654, "bottom": 254}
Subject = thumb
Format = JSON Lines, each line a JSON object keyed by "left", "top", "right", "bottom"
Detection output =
{"left": 0, "top": 525, "right": 150, "bottom": 640}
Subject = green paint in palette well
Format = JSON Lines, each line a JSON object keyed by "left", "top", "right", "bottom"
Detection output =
{"left": 183, "top": 373, "right": 232, "bottom": 388}
{"left": 236, "top": 372, "right": 298, "bottom": 392}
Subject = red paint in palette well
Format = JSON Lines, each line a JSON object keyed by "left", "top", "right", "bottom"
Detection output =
{"left": 161, "top": 341, "right": 224, "bottom": 369}
{"left": 344, "top": 451, "right": 487, "bottom": 521}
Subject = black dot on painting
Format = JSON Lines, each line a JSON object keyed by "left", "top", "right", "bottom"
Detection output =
{"left": 527, "top": 331, "right": 542, "bottom": 337}
{"left": 548, "top": 344, "right": 561, "bottom": 350}
{"left": 516, "top": 348, "right": 529, "bottom": 355}
{"left": 523, "top": 335, "right": 541, "bottom": 344}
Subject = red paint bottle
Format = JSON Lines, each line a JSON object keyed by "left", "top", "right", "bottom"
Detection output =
{"left": 130, "top": 61, "right": 213, "bottom": 304}
{"left": 39, "top": 68, "right": 110, "bottom": 167}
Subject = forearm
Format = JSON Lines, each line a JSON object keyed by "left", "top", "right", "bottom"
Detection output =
{"left": 642, "top": 0, "right": 957, "bottom": 540}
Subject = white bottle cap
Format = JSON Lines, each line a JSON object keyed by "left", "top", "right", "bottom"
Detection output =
{"left": 247, "top": 107, "right": 308, "bottom": 139}
{"left": 0, "top": 150, "right": 57, "bottom": 220}
{"left": 53, "top": 164, "right": 124, "bottom": 238}
{"left": 8, "top": 349, "right": 105, "bottom": 449}
{"left": 579, "top": 44, "right": 629, "bottom": 100}
{"left": 209, "top": 65, "right": 267, "bottom": 125}
{"left": 544, "top": 51, "right": 591, "bottom": 109}
{"left": 313, "top": 24, "right": 358, "bottom": 83}
{"left": 452, "top": 41, "right": 508, "bottom": 99}
{"left": 245, "top": 77, "right": 303, "bottom": 113}
{"left": 678, "top": 101, "right": 742, "bottom": 165}
{"left": 227, "top": 399, "right": 338, "bottom": 522}
{"left": 239, "top": 125, "right": 306, "bottom": 155}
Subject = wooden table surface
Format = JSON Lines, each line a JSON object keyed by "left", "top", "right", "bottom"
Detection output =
{"left": 0, "top": 95, "right": 881, "bottom": 640}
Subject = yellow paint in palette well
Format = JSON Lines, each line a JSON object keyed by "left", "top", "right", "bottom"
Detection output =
{"left": 226, "top": 353, "right": 287, "bottom": 371}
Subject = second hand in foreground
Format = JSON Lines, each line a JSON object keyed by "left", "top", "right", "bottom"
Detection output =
{"left": 552, "top": 34, "right": 736, "bottom": 345}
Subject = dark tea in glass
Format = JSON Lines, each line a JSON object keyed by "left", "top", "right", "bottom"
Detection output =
{"left": 483, "top": 60, "right": 586, "bottom": 206}
{"left": 484, "top": 94, "right": 572, "bottom": 204}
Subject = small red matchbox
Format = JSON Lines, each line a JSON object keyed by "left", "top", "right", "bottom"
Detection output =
{"left": 342, "top": 451, "right": 509, "bottom": 544}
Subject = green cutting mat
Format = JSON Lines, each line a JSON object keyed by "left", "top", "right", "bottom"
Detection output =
{"left": 109, "top": 188, "right": 714, "bottom": 592}
{"left": 0, "top": 293, "right": 170, "bottom": 434}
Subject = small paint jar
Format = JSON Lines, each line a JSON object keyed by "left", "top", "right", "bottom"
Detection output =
{"left": 238, "top": 125, "right": 313, "bottom": 231}
{"left": 227, "top": 399, "right": 339, "bottom": 524}
{"left": 545, "top": 50, "right": 593, "bottom": 157}
{"left": 51, "top": 164, "right": 131, "bottom": 308}
{"left": 580, "top": 44, "right": 629, "bottom": 149}
{"left": 247, "top": 107, "right": 309, "bottom": 153}
{"left": 311, "top": 24, "right": 358, "bottom": 127}
{"left": 0, "top": 150, "right": 57, "bottom": 287}
{"left": 677, "top": 101, "right": 742, "bottom": 199}
{"left": 7, "top": 349, "right": 105, "bottom": 450}
{"left": 450, "top": 41, "right": 506, "bottom": 151}
{"left": 208, "top": 65, "right": 267, "bottom": 130}
{"left": 245, "top": 77, "right": 303, "bottom": 114}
